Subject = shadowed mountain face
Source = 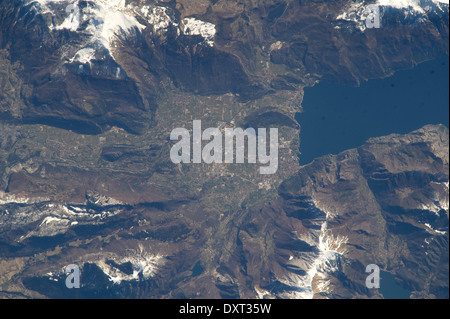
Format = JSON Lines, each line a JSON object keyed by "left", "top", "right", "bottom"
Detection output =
{"left": 1, "top": 0, "right": 448, "bottom": 134}
{"left": 276, "top": 124, "right": 449, "bottom": 298}
{"left": 1, "top": 124, "right": 447, "bottom": 299}
{"left": 0, "top": 0, "right": 448, "bottom": 299}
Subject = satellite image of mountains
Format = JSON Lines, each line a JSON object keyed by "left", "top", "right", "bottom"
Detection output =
{"left": 0, "top": 0, "right": 448, "bottom": 302}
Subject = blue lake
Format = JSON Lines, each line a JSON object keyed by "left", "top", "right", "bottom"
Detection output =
{"left": 379, "top": 271, "right": 411, "bottom": 299}
{"left": 296, "top": 56, "right": 449, "bottom": 165}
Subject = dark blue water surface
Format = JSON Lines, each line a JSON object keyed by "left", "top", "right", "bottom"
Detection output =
{"left": 296, "top": 56, "right": 449, "bottom": 165}
{"left": 379, "top": 271, "right": 411, "bottom": 299}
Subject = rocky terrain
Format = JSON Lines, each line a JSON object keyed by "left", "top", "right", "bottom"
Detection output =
{"left": 0, "top": 0, "right": 448, "bottom": 298}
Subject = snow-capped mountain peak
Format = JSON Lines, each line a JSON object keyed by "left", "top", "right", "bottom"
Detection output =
{"left": 336, "top": 0, "right": 449, "bottom": 31}
{"left": 25, "top": 0, "right": 216, "bottom": 68}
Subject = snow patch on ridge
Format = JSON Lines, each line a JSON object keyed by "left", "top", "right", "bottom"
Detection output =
{"left": 424, "top": 223, "right": 447, "bottom": 235}
{"left": 26, "top": 0, "right": 217, "bottom": 66}
{"left": 144, "top": 5, "right": 178, "bottom": 33}
{"left": 336, "top": 0, "right": 449, "bottom": 31}
{"left": 69, "top": 47, "right": 96, "bottom": 64}
{"left": 27, "top": 0, "right": 145, "bottom": 64}
{"left": 182, "top": 17, "right": 216, "bottom": 46}
{"left": 0, "top": 192, "right": 50, "bottom": 205}
{"left": 305, "top": 222, "right": 349, "bottom": 297}
{"left": 1, "top": 191, "right": 125, "bottom": 241}
{"left": 95, "top": 247, "right": 165, "bottom": 284}
{"left": 268, "top": 199, "right": 348, "bottom": 299}
{"left": 376, "top": 0, "right": 449, "bottom": 11}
